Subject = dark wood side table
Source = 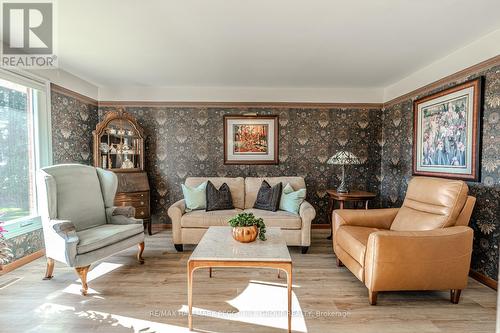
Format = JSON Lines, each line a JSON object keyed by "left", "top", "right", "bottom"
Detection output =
{"left": 326, "top": 190, "right": 376, "bottom": 239}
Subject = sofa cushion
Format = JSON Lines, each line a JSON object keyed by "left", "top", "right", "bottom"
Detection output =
{"left": 185, "top": 177, "right": 245, "bottom": 209}
{"left": 391, "top": 177, "right": 468, "bottom": 231}
{"left": 181, "top": 209, "right": 242, "bottom": 228}
{"left": 253, "top": 180, "right": 282, "bottom": 212}
{"left": 76, "top": 224, "right": 144, "bottom": 254}
{"left": 245, "top": 177, "right": 305, "bottom": 208}
{"left": 336, "top": 225, "right": 380, "bottom": 266}
{"left": 243, "top": 208, "right": 302, "bottom": 229}
{"left": 206, "top": 181, "right": 234, "bottom": 211}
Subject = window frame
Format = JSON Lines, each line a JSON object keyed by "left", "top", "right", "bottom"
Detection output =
{"left": 0, "top": 68, "right": 52, "bottom": 237}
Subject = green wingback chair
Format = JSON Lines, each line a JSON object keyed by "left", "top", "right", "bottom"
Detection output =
{"left": 37, "top": 164, "right": 145, "bottom": 295}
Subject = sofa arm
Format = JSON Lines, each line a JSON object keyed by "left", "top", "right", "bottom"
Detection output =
{"left": 167, "top": 199, "right": 186, "bottom": 245}
{"left": 364, "top": 226, "right": 473, "bottom": 292}
{"left": 299, "top": 201, "right": 315, "bottom": 247}
{"left": 110, "top": 206, "right": 135, "bottom": 218}
{"left": 106, "top": 206, "right": 143, "bottom": 225}
{"left": 333, "top": 208, "right": 399, "bottom": 232}
{"left": 43, "top": 219, "right": 79, "bottom": 266}
{"left": 49, "top": 219, "right": 78, "bottom": 242}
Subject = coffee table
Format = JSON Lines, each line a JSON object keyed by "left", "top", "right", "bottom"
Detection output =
{"left": 187, "top": 226, "right": 293, "bottom": 332}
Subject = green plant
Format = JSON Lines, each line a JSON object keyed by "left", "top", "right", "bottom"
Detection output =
{"left": 228, "top": 213, "right": 266, "bottom": 241}
{"left": 0, "top": 222, "right": 13, "bottom": 265}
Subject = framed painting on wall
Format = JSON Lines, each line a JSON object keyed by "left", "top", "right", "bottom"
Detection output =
{"left": 224, "top": 115, "right": 279, "bottom": 165}
{"left": 413, "top": 77, "right": 483, "bottom": 181}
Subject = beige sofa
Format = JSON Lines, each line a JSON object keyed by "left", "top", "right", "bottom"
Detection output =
{"left": 168, "top": 176, "right": 316, "bottom": 253}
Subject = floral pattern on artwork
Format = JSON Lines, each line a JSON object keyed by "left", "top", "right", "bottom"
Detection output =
{"left": 381, "top": 64, "right": 500, "bottom": 281}
{"left": 421, "top": 96, "right": 468, "bottom": 167}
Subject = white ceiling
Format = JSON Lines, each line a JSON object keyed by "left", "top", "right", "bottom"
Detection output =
{"left": 57, "top": 0, "right": 500, "bottom": 92}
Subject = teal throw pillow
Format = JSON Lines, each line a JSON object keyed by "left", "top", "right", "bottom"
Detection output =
{"left": 181, "top": 181, "right": 207, "bottom": 212}
{"left": 279, "top": 183, "right": 306, "bottom": 214}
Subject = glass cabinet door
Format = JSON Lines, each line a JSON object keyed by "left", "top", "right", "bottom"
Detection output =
{"left": 94, "top": 113, "right": 144, "bottom": 171}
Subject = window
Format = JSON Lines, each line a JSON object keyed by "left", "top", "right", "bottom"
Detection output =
{"left": 0, "top": 69, "right": 51, "bottom": 237}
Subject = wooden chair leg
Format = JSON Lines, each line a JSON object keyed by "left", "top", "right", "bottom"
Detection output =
{"left": 75, "top": 266, "right": 90, "bottom": 296}
{"left": 368, "top": 290, "right": 378, "bottom": 305}
{"left": 137, "top": 241, "right": 145, "bottom": 264}
{"left": 43, "top": 257, "right": 55, "bottom": 280}
{"left": 450, "top": 289, "right": 462, "bottom": 304}
{"left": 336, "top": 258, "right": 343, "bottom": 267}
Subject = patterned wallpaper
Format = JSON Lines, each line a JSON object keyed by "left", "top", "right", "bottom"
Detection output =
{"left": 98, "top": 106, "right": 382, "bottom": 224}
{"left": 4, "top": 228, "right": 44, "bottom": 261}
{"left": 380, "top": 64, "right": 500, "bottom": 280}
{"left": 51, "top": 89, "right": 99, "bottom": 165}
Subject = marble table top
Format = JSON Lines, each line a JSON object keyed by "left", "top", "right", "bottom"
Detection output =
{"left": 189, "top": 226, "right": 292, "bottom": 262}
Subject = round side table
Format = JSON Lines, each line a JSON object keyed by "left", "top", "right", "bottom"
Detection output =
{"left": 326, "top": 190, "right": 377, "bottom": 239}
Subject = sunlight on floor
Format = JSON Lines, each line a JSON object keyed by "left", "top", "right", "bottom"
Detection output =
{"left": 62, "top": 283, "right": 100, "bottom": 296}
{"left": 179, "top": 280, "right": 308, "bottom": 332}
{"left": 36, "top": 303, "right": 199, "bottom": 333}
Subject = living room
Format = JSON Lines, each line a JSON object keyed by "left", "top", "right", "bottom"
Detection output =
{"left": 0, "top": 1, "right": 499, "bottom": 332}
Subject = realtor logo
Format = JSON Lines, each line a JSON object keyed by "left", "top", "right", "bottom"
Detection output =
{"left": 1, "top": 1, "right": 56, "bottom": 67}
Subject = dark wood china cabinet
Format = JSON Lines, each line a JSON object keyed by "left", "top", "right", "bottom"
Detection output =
{"left": 92, "top": 109, "right": 151, "bottom": 235}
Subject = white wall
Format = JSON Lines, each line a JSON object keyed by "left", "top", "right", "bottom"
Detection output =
{"left": 29, "top": 68, "right": 98, "bottom": 100}
{"left": 98, "top": 86, "right": 384, "bottom": 103}
{"left": 384, "top": 28, "right": 500, "bottom": 102}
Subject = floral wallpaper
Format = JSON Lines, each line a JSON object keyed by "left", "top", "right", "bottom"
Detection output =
{"left": 51, "top": 89, "right": 99, "bottom": 165}
{"left": 4, "top": 228, "right": 44, "bottom": 261}
{"left": 381, "top": 64, "right": 500, "bottom": 281}
{"left": 98, "top": 106, "right": 383, "bottom": 225}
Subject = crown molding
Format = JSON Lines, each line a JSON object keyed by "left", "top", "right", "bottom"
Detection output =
{"left": 51, "top": 83, "right": 98, "bottom": 105}
{"left": 97, "top": 100, "right": 383, "bottom": 109}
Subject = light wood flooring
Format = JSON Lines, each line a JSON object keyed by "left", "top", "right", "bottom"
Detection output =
{"left": 0, "top": 229, "right": 496, "bottom": 333}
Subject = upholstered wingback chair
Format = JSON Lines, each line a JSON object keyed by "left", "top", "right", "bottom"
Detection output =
{"left": 333, "top": 176, "right": 476, "bottom": 305}
{"left": 37, "top": 164, "right": 145, "bottom": 295}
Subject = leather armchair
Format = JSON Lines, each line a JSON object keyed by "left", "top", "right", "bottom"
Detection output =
{"left": 333, "top": 176, "right": 475, "bottom": 305}
{"left": 37, "top": 164, "right": 146, "bottom": 295}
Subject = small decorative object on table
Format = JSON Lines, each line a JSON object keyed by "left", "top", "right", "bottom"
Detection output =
{"left": 228, "top": 212, "right": 266, "bottom": 242}
{"left": 327, "top": 150, "right": 361, "bottom": 193}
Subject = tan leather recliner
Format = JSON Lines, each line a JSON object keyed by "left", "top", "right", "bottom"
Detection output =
{"left": 332, "top": 176, "right": 476, "bottom": 305}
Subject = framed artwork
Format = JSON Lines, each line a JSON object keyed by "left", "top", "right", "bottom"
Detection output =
{"left": 413, "top": 77, "right": 483, "bottom": 181}
{"left": 223, "top": 115, "right": 279, "bottom": 165}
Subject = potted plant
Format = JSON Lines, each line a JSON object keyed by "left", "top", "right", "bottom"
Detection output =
{"left": 228, "top": 213, "right": 266, "bottom": 242}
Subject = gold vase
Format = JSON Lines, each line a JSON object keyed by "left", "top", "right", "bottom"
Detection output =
{"left": 232, "top": 225, "right": 258, "bottom": 243}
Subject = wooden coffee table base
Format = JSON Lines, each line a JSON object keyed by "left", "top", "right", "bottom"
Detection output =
{"left": 187, "top": 260, "right": 293, "bottom": 332}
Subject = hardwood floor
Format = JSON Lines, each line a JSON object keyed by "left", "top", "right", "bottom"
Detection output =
{"left": 0, "top": 229, "right": 496, "bottom": 333}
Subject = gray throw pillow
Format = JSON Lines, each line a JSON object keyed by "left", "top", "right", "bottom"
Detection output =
{"left": 253, "top": 180, "right": 282, "bottom": 212}
{"left": 206, "top": 181, "right": 234, "bottom": 211}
